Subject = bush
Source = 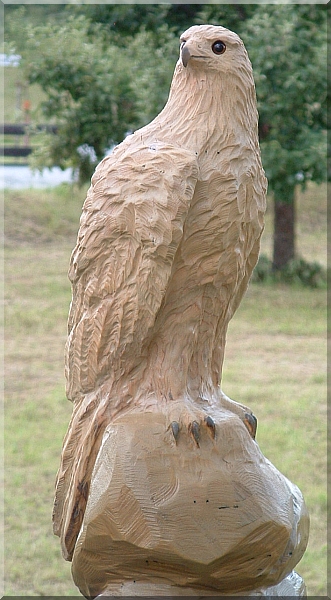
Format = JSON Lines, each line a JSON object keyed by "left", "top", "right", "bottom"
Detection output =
{"left": 276, "top": 257, "right": 326, "bottom": 288}
{"left": 252, "top": 254, "right": 326, "bottom": 288}
{"left": 251, "top": 254, "right": 273, "bottom": 283}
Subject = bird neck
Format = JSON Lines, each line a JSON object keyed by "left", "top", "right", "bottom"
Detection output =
{"left": 152, "top": 62, "right": 259, "bottom": 157}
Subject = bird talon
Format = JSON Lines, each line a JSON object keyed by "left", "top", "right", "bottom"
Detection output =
{"left": 204, "top": 415, "right": 216, "bottom": 439}
{"left": 170, "top": 421, "right": 180, "bottom": 442}
{"left": 189, "top": 421, "right": 200, "bottom": 447}
{"left": 243, "top": 412, "right": 257, "bottom": 439}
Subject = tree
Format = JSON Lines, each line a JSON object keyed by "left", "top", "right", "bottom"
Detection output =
{"left": 72, "top": 4, "right": 205, "bottom": 39}
{"left": 197, "top": 4, "right": 327, "bottom": 270}
{"left": 244, "top": 5, "right": 327, "bottom": 269}
{"left": 22, "top": 16, "right": 134, "bottom": 182}
{"left": 197, "top": 4, "right": 259, "bottom": 36}
{"left": 18, "top": 15, "right": 178, "bottom": 183}
{"left": 4, "top": 4, "right": 69, "bottom": 53}
{"left": 6, "top": 4, "right": 327, "bottom": 272}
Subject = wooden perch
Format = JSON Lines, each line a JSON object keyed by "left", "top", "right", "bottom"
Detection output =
{"left": 72, "top": 409, "right": 309, "bottom": 597}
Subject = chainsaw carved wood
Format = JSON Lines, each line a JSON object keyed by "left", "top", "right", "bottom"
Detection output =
{"left": 53, "top": 25, "right": 309, "bottom": 597}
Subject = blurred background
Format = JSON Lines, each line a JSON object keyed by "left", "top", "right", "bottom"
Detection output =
{"left": 3, "top": 3, "right": 327, "bottom": 596}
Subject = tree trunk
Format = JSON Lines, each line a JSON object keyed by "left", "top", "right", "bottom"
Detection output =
{"left": 273, "top": 189, "right": 296, "bottom": 270}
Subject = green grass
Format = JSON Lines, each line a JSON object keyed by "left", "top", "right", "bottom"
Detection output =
{"left": 223, "top": 284, "right": 327, "bottom": 595}
{"left": 4, "top": 182, "right": 327, "bottom": 595}
{"left": 260, "top": 182, "right": 327, "bottom": 268}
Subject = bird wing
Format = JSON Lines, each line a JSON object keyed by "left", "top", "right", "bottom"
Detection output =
{"left": 66, "top": 140, "right": 198, "bottom": 400}
{"left": 54, "top": 140, "right": 198, "bottom": 559}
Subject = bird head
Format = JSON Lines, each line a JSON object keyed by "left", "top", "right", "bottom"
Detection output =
{"left": 179, "top": 24, "right": 249, "bottom": 75}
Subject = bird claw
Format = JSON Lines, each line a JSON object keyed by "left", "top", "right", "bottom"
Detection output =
{"left": 169, "top": 415, "right": 217, "bottom": 447}
{"left": 189, "top": 420, "right": 201, "bottom": 447}
{"left": 170, "top": 421, "right": 180, "bottom": 442}
{"left": 169, "top": 410, "right": 256, "bottom": 445}
{"left": 204, "top": 415, "right": 216, "bottom": 439}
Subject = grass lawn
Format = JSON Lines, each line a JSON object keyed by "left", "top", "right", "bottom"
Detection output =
{"left": 4, "top": 182, "right": 327, "bottom": 596}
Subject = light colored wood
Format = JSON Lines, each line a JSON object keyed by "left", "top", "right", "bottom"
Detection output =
{"left": 71, "top": 410, "right": 309, "bottom": 597}
{"left": 53, "top": 24, "right": 309, "bottom": 596}
{"left": 95, "top": 571, "right": 307, "bottom": 597}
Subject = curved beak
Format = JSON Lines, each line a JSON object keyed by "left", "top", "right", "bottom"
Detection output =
{"left": 181, "top": 45, "right": 191, "bottom": 68}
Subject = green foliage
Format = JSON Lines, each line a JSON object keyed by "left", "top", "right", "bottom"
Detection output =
{"left": 4, "top": 5, "right": 68, "bottom": 54}
{"left": 129, "top": 27, "right": 178, "bottom": 128}
{"left": 72, "top": 4, "right": 204, "bottom": 39}
{"left": 251, "top": 254, "right": 273, "bottom": 284}
{"left": 244, "top": 5, "right": 327, "bottom": 199}
{"left": 252, "top": 253, "right": 326, "bottom": 288}
{"left": 71, "top": 4, "right": 170, "bottom": 40}
{"left": 275, "top": 257, "right": 327, "bottom": 288}
{"left": 197, "top": 4, "right": 259, "bottom": 35}
{"left": 12, "top": 13, "right": 178, "bottom": 182}
{"left": 23, "top": 15, "right": 138, "bottom": 180}
{"left": 4, "top": 4, "right": 328, "bottom": 193}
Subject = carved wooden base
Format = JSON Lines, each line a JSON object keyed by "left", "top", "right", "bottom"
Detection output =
{"left": 96, "top": 570, "right": 306, "bottom": 596}
{"left": 71, "top": 407, "right": 309, "bottom": 599}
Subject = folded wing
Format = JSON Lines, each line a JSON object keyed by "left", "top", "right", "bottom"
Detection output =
{"left": 53, "top": 140, "right": 198, "bottom": 559}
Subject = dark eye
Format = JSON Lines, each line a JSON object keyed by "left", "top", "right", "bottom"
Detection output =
{"left": 212, "top": 40, "right": 226, "bottom": 55}
{"left": 180, "top": 40, "right": 186, "bottom": 49}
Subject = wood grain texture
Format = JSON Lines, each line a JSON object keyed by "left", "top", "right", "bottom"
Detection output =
{"left": 95, "top": 571, "right": 307, "bottom": 597}
{"left": 72, "top": 410, "right": 309, "bottom": 597}
{"left": 53, "top": 24, "right": 308, "bottom": 595}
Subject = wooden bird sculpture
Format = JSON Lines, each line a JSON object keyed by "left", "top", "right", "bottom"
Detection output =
{"left": 53, "top": 25, "right": 309, "bottom": 597}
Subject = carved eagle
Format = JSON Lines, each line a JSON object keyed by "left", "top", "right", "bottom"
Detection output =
{"left": 53, "top": 24, "right": 267, "bottom": 561}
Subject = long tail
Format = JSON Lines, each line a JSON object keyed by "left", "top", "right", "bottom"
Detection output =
{"left": 53, "top": 389, "right": 109, "bottom": 561}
